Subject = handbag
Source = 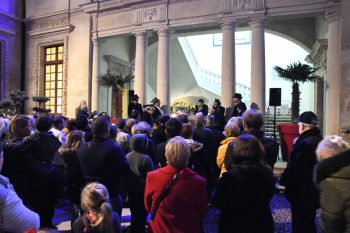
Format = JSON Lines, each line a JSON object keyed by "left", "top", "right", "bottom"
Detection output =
{"left": 145, "top": 170, "right": 180, "bottom": 233}
{"left": 151, "top": 170, "right": 180, "bottom": 220}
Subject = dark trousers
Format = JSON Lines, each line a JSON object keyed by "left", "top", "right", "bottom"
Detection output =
{"left": 30, "top": 188, "right": 56, "bottom": 228}
{"left": 128, "top": 191, "right": 147, "bottom": 233}
{"left": 291, "top": 206, "right": 317, "bottom": 233}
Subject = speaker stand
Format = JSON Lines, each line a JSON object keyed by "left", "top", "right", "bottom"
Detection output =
{"left": 271, "top": 105, "right": 277, "bottom": 141}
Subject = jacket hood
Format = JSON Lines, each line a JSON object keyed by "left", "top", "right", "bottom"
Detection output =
{"left": 130, "top": 133, "right": 148, "bottom": 153}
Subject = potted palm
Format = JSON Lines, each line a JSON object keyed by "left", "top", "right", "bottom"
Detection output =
{"left": 273, "top": 62, "right": 321, "bottom": 161}
{"left": 99, "top": 69, "right": 134, "bottom": 117}
{"left": 273, "top": 61, "right": 321, "bottom": 121}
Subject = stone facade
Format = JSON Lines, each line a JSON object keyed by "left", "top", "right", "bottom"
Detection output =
{"left": 0, "top": 0, "right": 348, "bottom": 137}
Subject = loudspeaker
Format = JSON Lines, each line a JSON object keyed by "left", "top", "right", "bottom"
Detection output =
{"left": 129, "top": 90, "right": 134, "bottom": 98}
{"left": 269, "top": 88, "right": 281, "bottom": 106}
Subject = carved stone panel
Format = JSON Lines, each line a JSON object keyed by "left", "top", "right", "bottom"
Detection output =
{"left": 135, "top": 6, "right": 166, "bottom": 25}
{"left": 28, "top": 14, "right": 69, "bottom": 33}
{"left": 223, "top": 0, "right": 265, "bottom": 13}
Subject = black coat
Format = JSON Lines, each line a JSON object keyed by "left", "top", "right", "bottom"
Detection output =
{"left": 60, "top": 148, "right": 85, "bottom": 205}
{"left": 77, "top": 137, "right": 130, "bottom": 197}
{"left": 213, "top": 165, "right": 275, "bottom": 233}
{"left": 194, "top": 104, "right": 209, "bottom": 116}
{"left": 225, "top": 129, "right": 279, "bottom": 169}
{"left": 128, "top": 103, "right": 143, "bottom": 118}
{"left": 232, "top": 102, "right": 247, "bottom": 117}
{"left": 280, "top": 127, "right": 322, "bottom": 209}
{"left": 151, "top": 126, "right": 167, "bottom": 145}
{"left": 193, "top": 126, "right": 215, "bottom": 167}
{"left": 211, "top": 106, "right": 226, "bottom": 131}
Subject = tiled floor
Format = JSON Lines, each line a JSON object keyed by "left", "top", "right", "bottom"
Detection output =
{"left": 53, "top": 193, "right": 320, "bottom": 233}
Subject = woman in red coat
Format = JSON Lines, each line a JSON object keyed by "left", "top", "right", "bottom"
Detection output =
{"left": 144, "top": 136, "right": 208, "bottom": 233}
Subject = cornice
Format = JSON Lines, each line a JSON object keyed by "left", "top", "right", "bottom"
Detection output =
{"left": 27, "top": 14, "right": 74, "bottom": 37}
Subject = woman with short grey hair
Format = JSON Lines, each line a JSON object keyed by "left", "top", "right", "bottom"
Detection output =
{"left": 144, "top": 136, "right": 208, "bottom": 233}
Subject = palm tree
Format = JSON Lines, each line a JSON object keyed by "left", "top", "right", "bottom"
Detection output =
{"left": 99, "top": 69, "right": 134, "bottom": 117}
{"left": 273, "top": 62, "right": 321, "bottom": 121}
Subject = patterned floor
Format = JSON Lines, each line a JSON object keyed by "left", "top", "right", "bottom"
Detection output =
{"left": 53, "top": 193, "right": 320, "bottom": 233}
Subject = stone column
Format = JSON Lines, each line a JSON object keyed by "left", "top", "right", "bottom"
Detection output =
{"left": 250, "top": 18, "right": 266, "bottom": 114}
{"left": 221, "top": 22, "right": 236, "bottom": 109}
{"left": 157, "top": 28, "right": 170, "bottom": 113}
{"left": 91, "top": 37, "right": 100, "bottom": 112}
{"left": 134, "top": 31, "right": 148, "bottom": 105}
{"left": 325, "top": 12, "right": 341, "bottom": 135}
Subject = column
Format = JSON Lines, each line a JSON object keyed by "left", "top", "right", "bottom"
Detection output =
{"left": 221, "top": 22, "right": 236, "bottom": 109}
{"left": 157, "top": 28, "right": 170, "bottom": 114}
{"left": 91, "top": 37, "right": 100, "bottom": 112}
{"left": 325, "top": 12, "right": 340, "bottom": 135}
{"left": 250, "top": 18, "right": 266, "bottom": 113}
{"left": 134, "top": 32, "right": 148, "bottom": 105}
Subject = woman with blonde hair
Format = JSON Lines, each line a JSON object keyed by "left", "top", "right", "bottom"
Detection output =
{"left": 144, "top": 136, "right": 208, "bottom": 233}
{"left": 73, "top": 182, "right": 121, "bottom": 233}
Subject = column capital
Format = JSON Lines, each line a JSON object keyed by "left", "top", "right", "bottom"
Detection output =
{"left": 325, "top": 10, "right": 340, "bottom": 23}
{"left": 249, "top": 18, "right": 266, "bottom": 28}
{"left": 220, "top": 21, "right": 236, "bottom": 30}
{"left": 92, "top": 37, "right": 99, "bottom": 46}
{"left": 156, "top": 27, "right": 170, "bottom": 37}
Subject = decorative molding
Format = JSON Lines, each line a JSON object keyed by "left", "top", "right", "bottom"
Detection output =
{"left": 0, "top": 36, "right": 9, "bottom": 99}
{"left": 28, "top": 14, "right": 73, "bottom": 36}
{"left": 104, "top": 55, "right": 132, "bottom": 74}
{"left": 223, "top": 0, "right": 266, "bottom": 13}
{"left": 135, "top": 5, "right": 166, "bottom": 26}
{"left": 0, "top": 14, "right": 16, "bottom": 29}
{"left": 305, "top": 39, "right": 327, "bottom": 75}
{"left": 33, "top": 35, "right": 69, "bottom": 116}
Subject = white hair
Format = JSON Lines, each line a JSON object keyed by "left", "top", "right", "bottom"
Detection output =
{"left": 316, "top": 135, "right": 350, "bottom": 161}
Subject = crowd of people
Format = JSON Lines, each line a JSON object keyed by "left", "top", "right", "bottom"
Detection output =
{"left": 0, "top": 92, "right": 349, "bottom": 233}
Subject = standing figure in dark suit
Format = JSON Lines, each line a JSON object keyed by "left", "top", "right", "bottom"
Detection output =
{"left": 210, "top": 99, "right": 225, "bottom": 131}
{"left": 280, "top": 111, "right": 323, "bottom": 233}
{"left": 128, "top": 95, "right": 143, "bottom": 119}
{"left": 151, "top": 97, "right": 163, "bottom": 120}
{"left": 194, "top": 99, "right": 209, "bottom": 116}
{"left": 232, "top": 93, "right": 247, "bottom": 117}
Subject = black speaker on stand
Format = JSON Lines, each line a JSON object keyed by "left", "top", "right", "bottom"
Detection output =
{"left": 269, "top": 88, "right": 281, "bottom": 141}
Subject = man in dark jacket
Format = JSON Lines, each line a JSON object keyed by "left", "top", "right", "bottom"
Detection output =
{"left": 231, "top": 93, "right": 247, "bottom": 117}
{"left": 78, "top": 116, "right": 130, "bottom": 216}
{"left": 193, "top": 112, "right": 216, "bottom": 199}
{"left": 225, "top": 109, "right": 279, "bottom": 170}
{"left": 128, "top": 95, "right": 143, "bottom": 119}
{"left": 280, "top": 111, "right": 323, "bottom": 233}
{"left": 154, "top": 117, "right": 182, "bottom": 168}
{"left": 194, "top": 99, "right": 209, "bottom": 116}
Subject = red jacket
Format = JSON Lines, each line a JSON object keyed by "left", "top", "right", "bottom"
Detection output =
{"left": 144, "top": 165, "right": 208, "bottom": 233}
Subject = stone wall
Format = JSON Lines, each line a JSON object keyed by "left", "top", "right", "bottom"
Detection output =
{"left": 340, "top": 0, "right": 350, "bottom": 141}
